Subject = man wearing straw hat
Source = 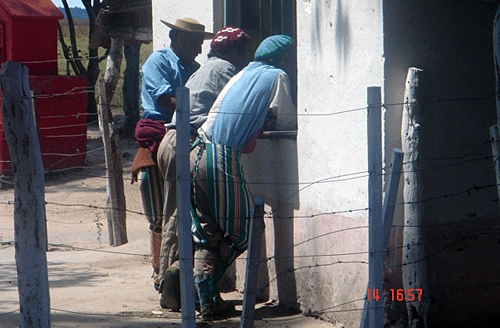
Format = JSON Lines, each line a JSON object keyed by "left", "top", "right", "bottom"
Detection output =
{"left": 130, "top": 17, "right": 213, "bottom": 304}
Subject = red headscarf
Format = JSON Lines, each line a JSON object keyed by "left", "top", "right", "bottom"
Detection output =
{"left": 210, "top": 26, "right": 250, "bottom": 52}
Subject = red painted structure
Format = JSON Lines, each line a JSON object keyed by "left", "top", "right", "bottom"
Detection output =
{"left": 0, "top": 0, "right": 88, "bottom": 175}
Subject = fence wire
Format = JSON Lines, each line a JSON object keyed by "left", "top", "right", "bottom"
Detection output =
{"left": 1, "top": 65, "right": 499, "bottom": 320}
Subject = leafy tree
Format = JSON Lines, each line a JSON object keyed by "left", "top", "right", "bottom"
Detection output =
{"left": 58, "top": 0, "right": 107, "bottom": 124}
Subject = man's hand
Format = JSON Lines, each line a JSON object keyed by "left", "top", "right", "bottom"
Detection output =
{"left": 157, "top": 94, "right": 177, "bottom": 115}
{"left": 264, "top": 111, "right": 277, "bottom": 130}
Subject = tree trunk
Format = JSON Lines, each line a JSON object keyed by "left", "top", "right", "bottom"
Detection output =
{"left": 86, "top": 48, "right": 100, "bottom": 124}
{"left": 491, "top": 6, "right": 500, "bottom": 207}
{"left": 0, "top": 61, "right": 50, "bottom": 328}
{"left": 494, "top": 4, "right": 500, "bottom": 126}
{"left": 104, "top": 38, "right": 124, "bottom": 105}
{"left": 121, "top": 44, "right": 141, "bottom": 131}
{"left": 99, "top": 37, "right": 127, "bottom": 246}
{"left": 401, "top": 67, "right": 430, "bottom": 328}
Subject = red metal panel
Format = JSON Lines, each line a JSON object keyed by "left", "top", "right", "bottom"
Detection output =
{"left": 0, "top": 0, "right": 63, "bottom": 19}
{"left": 0, "top": 0, "right": 62, "bottom": 75}
{"left": 9, "top": 18, "right": 59, "bottom": 75}
{"left": 0, "top": 23, "right": 5, "bottom": 63}
{"left": 0, "top": 75, "right": 88, "bottom": 175}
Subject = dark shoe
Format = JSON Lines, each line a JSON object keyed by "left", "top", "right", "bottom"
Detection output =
{"left": 201, "top": 297, "right": 235, "bottom": 319}
{"left": 160, "top": 263, "right": 181, "bottom": 311}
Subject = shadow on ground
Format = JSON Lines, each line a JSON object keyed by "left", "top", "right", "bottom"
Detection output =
{"left": 0, "top": 303, "right": 324, "bottom": 328}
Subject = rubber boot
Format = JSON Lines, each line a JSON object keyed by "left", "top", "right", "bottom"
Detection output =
{"left": 194, "top": 248, "right": 235, "bottom": 318}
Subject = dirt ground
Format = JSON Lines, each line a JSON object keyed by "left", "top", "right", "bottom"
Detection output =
{"left": 0, "top": 124, "right": 339, "bottom": 328}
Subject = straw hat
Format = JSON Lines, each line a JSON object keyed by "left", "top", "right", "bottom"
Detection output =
{"left": 161, "top": 17, "right": 214, "bottom": 39}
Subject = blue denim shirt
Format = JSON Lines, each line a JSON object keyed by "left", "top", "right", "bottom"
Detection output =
{"left": 140, "top": 47, "right": 200, "bottom": 122}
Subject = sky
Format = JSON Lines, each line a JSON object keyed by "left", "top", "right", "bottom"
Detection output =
{"left": 51, "top": 0, "right": 85, "bottom": 8}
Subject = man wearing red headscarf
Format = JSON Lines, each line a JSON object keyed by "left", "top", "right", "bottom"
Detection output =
{"left": 154, "top": 26, "right": 250, "bottom": 312}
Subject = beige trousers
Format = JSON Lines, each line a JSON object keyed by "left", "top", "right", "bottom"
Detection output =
{"left": 156, "top": 129, "right": 180, "bottom": 286}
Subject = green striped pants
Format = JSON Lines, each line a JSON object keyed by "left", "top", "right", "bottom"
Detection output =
{"left": 190, "top": 142, "right": 254, "bottom": 314}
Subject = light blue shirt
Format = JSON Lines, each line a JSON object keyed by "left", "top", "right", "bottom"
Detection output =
{"left": 141, "top": 47, "right": 200, "bottom": 122}
{"left": 199, "top": 61, "right": 296, "bottom": 151}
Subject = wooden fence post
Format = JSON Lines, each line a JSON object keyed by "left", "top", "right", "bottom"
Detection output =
{"left": 382, "top": 149, "right": 404, "bottom": 250}
{"left": 490, "top": 125, "right": 500, "bottom": 208}
{"left": 97, "top": 36, "right": 127, "bottom": 246}
{"left": 104, "top": 37, "right": 124, "bottom": 104}
{"left": 494, "top": 4, "right": 500, "bottom": 126}
{"left": 1, "top": 61, "right": 51, "bottom": 327}
{"left": 401, "top": 67, "right": 430, "bottom": 328}
{"left": 492, "top": 6, "right": 500, "bottom": 208}
{"left": 97, "top": 77, "right": 127, "bottom": 246}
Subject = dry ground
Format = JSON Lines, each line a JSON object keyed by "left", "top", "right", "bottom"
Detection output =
{"left": 0, "top": 122, "right": 339, "bottom": 328}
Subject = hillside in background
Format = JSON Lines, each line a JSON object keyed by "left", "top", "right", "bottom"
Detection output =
{"left": 58, "top": 7, "right": 88, "bottom": 19}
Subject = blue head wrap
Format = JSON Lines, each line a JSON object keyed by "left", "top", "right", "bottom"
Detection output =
{"left": 254, "top": 35, "right": 293, "bottom": 61}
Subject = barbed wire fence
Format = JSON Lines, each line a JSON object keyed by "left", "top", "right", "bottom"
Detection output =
{"left": 1, "top": 58, "right": 499, "bottom": 324}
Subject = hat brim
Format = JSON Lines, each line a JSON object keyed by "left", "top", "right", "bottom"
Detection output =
{"left": 161, "top": 20, "right": 214, "bottom": 40}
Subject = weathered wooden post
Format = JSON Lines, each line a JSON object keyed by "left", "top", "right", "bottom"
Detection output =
{"left": 1, "top": 61, "right": 50, "bottom": 327}
{"left": 401, "top": 67, "right": 430, "bottom": 328}
{"left": 97, "top": 37, "right": 127, "bottom": 246}
{"left": 490, "top": 126, "right": 500, "bottom": 201}
{"left": 382, "top": 149, "right": 404, "bottom": 250}
{"left": 104, "top": 37, "right": 124, "bottom": 104}
{"left": 494, "top": 5, "right": 500, "bottom": 125}
{"left": 490, "top": 5, "right": 500, "bottom": 207}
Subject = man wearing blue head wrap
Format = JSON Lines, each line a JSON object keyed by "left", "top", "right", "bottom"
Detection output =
{"left": 189, "top": 35, "right": 296, "bottom": 318}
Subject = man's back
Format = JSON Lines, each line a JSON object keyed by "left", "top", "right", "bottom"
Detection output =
{"left": 200, "top": 61, "right": 295, "bottom": 151}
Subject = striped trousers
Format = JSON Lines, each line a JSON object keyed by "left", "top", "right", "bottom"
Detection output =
{"left": 138, "top": 165, "right": 164, "bottom": 280}
{"left": 190, "top": 142, "right": 253, "bottom": 314}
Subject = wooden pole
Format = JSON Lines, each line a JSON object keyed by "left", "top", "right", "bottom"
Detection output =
{"left": 98, "top": 36, "right": 127, "bottom": 246}
{"left": 490, "top": 125, "right": 500, "bottom": 209}
{"left": 382, "top": 149, "right": 404, "bottom": 250}
{"left": 241, "top": 196, "right": 265, "bottom": 328}
{"left": 401, "top": 67, "right": 429, "bottom": 328}
{"left": 494, "top": 5, "right": 500, "bottom": 126}
{"left": 97, "top": 78, "right": 127, "bottom": 246}
{"left": 104, "top": 37, "right": 124, "bottom": 105}
{"left": 175, "top": 86, "right": 196, "bottom": 327}
{"left": 1, "top": 61, "right": 51, "bottom": 327}
{"left": 492, "top": 6, "right": 500, "bottom": 207}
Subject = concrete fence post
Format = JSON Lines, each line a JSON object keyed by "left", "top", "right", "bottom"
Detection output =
{"left": 175, "top": 86, "right": 196, "bottom": 327}
{"left": 361, "top": 86, "right": 384, "bottom": 328}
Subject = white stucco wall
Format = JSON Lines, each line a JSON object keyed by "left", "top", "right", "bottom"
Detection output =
{"left": 293, "top": 1, "right": 383, "bottom": 326}
{"left": 297, "top": 0, "right": 383, "bottom": 213}
{"left": 151, "top": 0, "right": 214, "bottom": 56}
